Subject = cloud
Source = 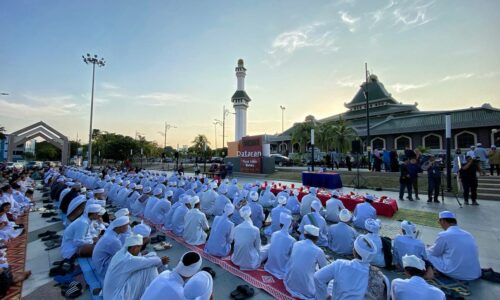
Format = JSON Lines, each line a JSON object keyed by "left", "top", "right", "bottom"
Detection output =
{"left": 392, "top": 0, "right": 435, "bottom": 30}
{"left": 389, "top": 82, "right": 428, "bottom": 93}
{"left": 138, "top": 92, "right": 191, "bottom": 107}
{"left": 0, "top": 95, "right": 80, "bottom": 119}
{"left": 267, "top": 23, "right": 338, "bottom": 66}
{"left": 441, "top": 73, "right": 475, "bottom": 82}
{"left": 338, "top": 11, "right": 359, "bottom": 32}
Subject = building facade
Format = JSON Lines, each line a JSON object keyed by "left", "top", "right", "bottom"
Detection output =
{"left": 269, "top": 74, "right": 500, "bottom": 154}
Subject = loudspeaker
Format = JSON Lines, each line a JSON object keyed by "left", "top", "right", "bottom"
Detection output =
{"left": 351, "top": 140, "right": 362, "bottom": 154}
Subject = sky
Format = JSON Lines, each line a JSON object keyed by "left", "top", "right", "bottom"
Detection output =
{"left": 1, "top": 0, "right": 499, "bottom": 148}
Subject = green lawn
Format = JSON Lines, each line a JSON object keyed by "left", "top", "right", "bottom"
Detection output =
{"left": 386, "top": 208, "right": 440, "bottom": 228}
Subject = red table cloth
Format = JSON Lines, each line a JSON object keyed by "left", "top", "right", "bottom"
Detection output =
{"left": 265, "top": 182, "right": 398, "bottom": 218}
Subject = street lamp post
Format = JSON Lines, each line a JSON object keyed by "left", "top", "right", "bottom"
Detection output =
{"left": 214, "top": 119, "right": 222, "bottom": 149}
{"left": 222, "top": 106, "right": 232, "bottom": 152}
{"left": 363, "top": 63, "right": 371, "bottom": 170}
{"left": 280, "top": 105, "right": 286, "bottom": 132}
{"left": 311, "top": 128, "right": 315, "bottom": 172}
{"left": 160, "top": 122, "right": 176, "bottom": 149}
{"left": 82, "top": 53, "right": 105, "bottom": 168}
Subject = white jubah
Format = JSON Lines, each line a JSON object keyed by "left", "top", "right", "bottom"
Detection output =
{"left": 264, "top": 213, "right": 296, "bottom": 279}
{"left": 231, "top": 206, "right": 268, "bottom": 270}
{"left": 183, "top": 197, "right": 210, "bottom": 245}
{"left": 103, "top": 234, "right": 162, "bottom": 300}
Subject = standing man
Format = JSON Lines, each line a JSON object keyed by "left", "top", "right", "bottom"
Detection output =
{"left": 408, "top": 158, "right": 422, "bottom": 200}
{"left": 488, "top": 145, "right": 500, "bottom": 176}
{"left": 475, "top": 143, "right": 488, "bottom": 175}
{"left": 426, "top": 156, "right": 441, "bottom": 203}
{"left": 459, "top": 155, "right": 480, "bottom": 205}
{"left": 399, "top": 157, "right": 413, "bottom": 201}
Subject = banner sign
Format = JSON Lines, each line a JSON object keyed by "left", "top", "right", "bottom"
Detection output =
{"left": 238, "top": 136, "right": 262, "bottom": 173}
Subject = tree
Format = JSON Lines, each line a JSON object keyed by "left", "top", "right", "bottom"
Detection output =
{"left": 35, "top": 141, "right": 61, "bottom": 161}
{"left": 317, "top": 122, "right": 336, "bottom": 151}
{"left": 191, "top": 134, "right": 210, "bottom": 157}
{"left": 70, "top": 140, "right": 82, "bottom": 157}
{"left": 291, "top": 116, "right": 316, "bottom": 153}
{"left": 0, "top": 125, "right": 6, "bottom": 140}
{"left": 331, "top": 118, "right": 357, "bottom": 153}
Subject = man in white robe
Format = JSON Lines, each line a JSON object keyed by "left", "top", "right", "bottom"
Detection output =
{"left": 364, "top": 218, "right": 385, "bottom": 268}
{"left": 352, "top": 195, "right": 376, "bottom": 230}
{"left": 231, "top": 206, "right": 267, "bottom": 270}
{"left": 327, "top": 209, "right": 358, "bottom": 255}
{"left": 393, "top": 220, "right": 427, "bottom": 270}
{"left": 298, "top": 200, "right": 328, "bottom": 247}
{"left": 200, "top": 182, "right": 218, "bottom": 216}
{"left": 141, "top": 251, "right": 203, "bottom": 300}
{"left": 61, "top": 203, "right": 102, "bottom": 259}
{"left": 183, "top": 196, "right": 210, "bottom": 245}
{"left": 264, "top": 195, "right": 291, "bottom": 236}
{"left": 314, "top": 234, "right": 378, "bottom": 300}
{"left": 92, "top": 216, "right": 130, "bottom": 282}
{"left": 183, "top": 270, "right": 213, "bottom": 300}
{"left": 143, "top": 187, "right": 162, "bottom": 221}
{"left": 259, "top": 185, "right": 276, "bottom": 208}
{"left": 426, "top": 211, "right": 481, "bottom": 280}
{"left": 324, "top": 192, "right": 346, "bottom": 223}
{"left": 103, "top": 234, "right": 169, "bottom": 300}
{"left": 300, "top": 187, "right": 319, "bottom": 217}
{"left": 150, "top": 190, "right": 172, "bottom": 225}
{"left": 391, "top": 255, "right": 445, "bottom": 300}
{"left": 171, "top": 197, "right": 191, "bottom": 236}
{"left": 247, "top": 191, "right": 265, "bottom": 229}
{"left": 284, "top": 224, "right": 328, "bottom": 299}
{"left": 204, "top": 203, "right": 235, "bottom": 257}
{"left": 264, "top": 213, "right": 296, "bottom": 279}
{"left": 285, "top": 189, "right": 301, "bottom": 215}
{"left": 213, "top": 185, "right": 231, "bottom": 216}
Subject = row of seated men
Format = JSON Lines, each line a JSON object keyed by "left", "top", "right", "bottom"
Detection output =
{"left": 47, "top": 166, "right": 482, "bottom": 300}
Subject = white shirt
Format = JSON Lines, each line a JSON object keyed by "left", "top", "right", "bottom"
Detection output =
{"left": 353, "top": 202, "right": 376, "bottom": 230}
{"left": 324, "top": 198, "right": 345, "bottom": 223}
{"left": 204, "top": 214, "right": 234, "bottom": 257}
{"left": 231, "top": 220, "right": 262, "bottom": 270}
{"left": 391, "top": 276, "right": 445, "bottom": 300}
{"left": 327, "top": 222, "right": 357, "bottom": 255}
{"left": 284, "top": 239, "right": 328, "bottom": 300}
{"left": 141, "top": 270, "right": 184, "bottom": 300}
{"left": 150, "top": 198, "right": 171, "bottom": 225}
{"left": 426, "top": 226, "right": 481, "bottom": 280}
{"left": 299, "top": 194, "right": 319, "bottom": 216}
{"left": 314, "top": 258, "right": 370, "bottom": 300}
{"left": 264, "top": 227, "right": 296, "bottom": 279}
{"left": 183, "top": 208, "right": 209, "bottom": 245}
{"left": 61, "top": 215, "right": 92, "bottom": 259}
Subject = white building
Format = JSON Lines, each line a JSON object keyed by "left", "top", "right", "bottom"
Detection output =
{"left": 231, "top": 59, "right": 251, "bottom": 141}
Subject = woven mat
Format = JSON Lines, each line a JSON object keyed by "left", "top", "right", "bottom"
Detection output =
{"left": 3, "top": 214, "right": 29, "bottom": 300}
{"left": 146, "top": 221, "right": 297, "bottom": 300}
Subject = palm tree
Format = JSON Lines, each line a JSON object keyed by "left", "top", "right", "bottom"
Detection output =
{"left": 291, "top": 116, "right": 316, "bottom": 153}
{"left": 332, "top": 118, "right": 357, "bottom": 153}
{"left": 317, "top": 122, "right": 336, "bottom": 151}
{"left": 192, "top": 134, "right": 210, "bottom": 157}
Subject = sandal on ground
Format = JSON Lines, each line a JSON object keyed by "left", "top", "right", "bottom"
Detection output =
{"left": 153, "top": 242, "right": 173, "bottom": 251}
{"left": 38, "top": 230, "right": 56, "bottom": 238}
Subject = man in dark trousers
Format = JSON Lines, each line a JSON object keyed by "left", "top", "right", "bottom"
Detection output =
{"left": 399, "top": 157, "right": 412, "bottom": 201}
{"left": 408, "top": 158, "right": 423, "bottom": 200}
{"left": 459, "top": 155, "right": 480, "bottom": 205}
{"left": 426, "top": 156, "right": 441, "bottom": 203}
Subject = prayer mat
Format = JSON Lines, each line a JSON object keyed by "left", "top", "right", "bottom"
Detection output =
{"left": 3, "top": 214, "right": 29, "bottom": 300}
{"left": 146, "top": 221, "right": 297, "bottom": 300}
{"left": 428, "top": 275, "right": 471, "bottom": 299}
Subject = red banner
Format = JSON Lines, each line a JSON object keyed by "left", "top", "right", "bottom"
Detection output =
{"left": 239, "top": 136, "right": 262, "bottom": 173}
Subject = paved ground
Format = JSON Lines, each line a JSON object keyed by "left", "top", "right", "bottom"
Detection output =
{"left": 21, "top": 175, "right": 500, "bottom": 299}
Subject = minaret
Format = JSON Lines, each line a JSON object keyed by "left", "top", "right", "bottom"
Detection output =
{"left": 231, "top": 59, "right": 251, "bottom": 141}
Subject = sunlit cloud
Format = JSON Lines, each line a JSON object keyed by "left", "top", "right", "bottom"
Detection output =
{"left": 0, "top": 95, "right": 81, "bottom": 118}
{"left": 336, "top": 76, "right": 360, "bottom": 88}
{"left": 338, "top": 11, "right": 359, "bottom": 32}
{"left": 441, "top": 73, "right": 475, "bottom": 82}
{"left": 267, "top": 22, "right": 338, "bottom": 66}
{"left": 100, "top": 82, "right": 119, "bottom": 90}
{"left": 392, "top": 0, "right": 435, "bottom": 30}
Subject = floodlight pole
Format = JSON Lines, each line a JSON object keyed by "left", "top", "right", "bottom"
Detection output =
{"left": 311, "top": 128, "right": 315, "bottom": 172}
{"left": 445, "top": 114, "right": 452, "bottom": 192}
{"left": 82, "top": 53, "right": 105, "bottom": 168}
{"left": 364, "top": 63, "right": 371, "bottom": 170}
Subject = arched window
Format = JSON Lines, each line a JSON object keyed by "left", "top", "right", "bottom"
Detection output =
{"left": 279, "top": 143, "right": 288, "bottom": 153}
{"left": 395, "top": 135, "right": 412, "bottom": 150}
{"left": 371, "top": 137, "right": 385, "bottom": 150}
{"left": 455, "top": 131, "right": 476, "bottom": 149}
{"left": 423, "top": 134, "right": 442, "bottom": 149}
